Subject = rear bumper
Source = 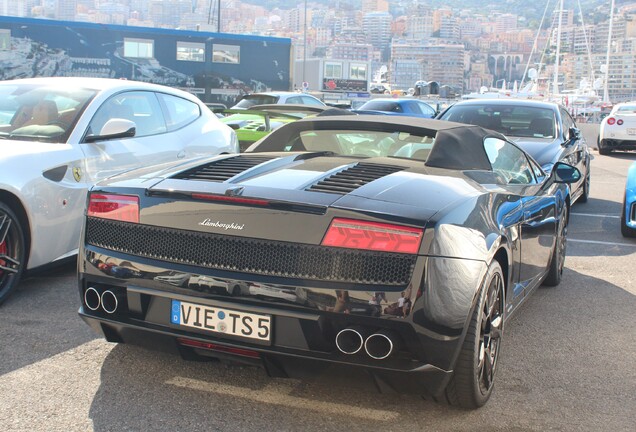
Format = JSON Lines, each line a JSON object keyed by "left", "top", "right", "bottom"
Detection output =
{"left": 600, "top": 138, "right": 636, "bottom": 151}
{"left": 79, "top": 304, "right": 452, "bottom": 397}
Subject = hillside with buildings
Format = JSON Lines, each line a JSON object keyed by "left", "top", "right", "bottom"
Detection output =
{"left": 2, "top": 1, "right": 636, "bottom": 101}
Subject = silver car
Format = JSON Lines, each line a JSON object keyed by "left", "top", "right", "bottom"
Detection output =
{"left": 0, "top": 77, "right": 238, "bottom": 304}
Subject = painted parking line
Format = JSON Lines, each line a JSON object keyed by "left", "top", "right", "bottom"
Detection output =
{"left": 569, "top": 238, "right": 636, "bottom": 248}
{"left": 166, "top": 376, "right": 399, "bottom": 421}
{"left": 571, "top": 213, "right": 620, "bottom": 219}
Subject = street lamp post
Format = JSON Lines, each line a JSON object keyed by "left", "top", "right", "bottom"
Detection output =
{"left": 303, "top": 0, "right": 307, "bottom": 87}
{"left": 603, "top": 0, "right": 615, "bottom": 103}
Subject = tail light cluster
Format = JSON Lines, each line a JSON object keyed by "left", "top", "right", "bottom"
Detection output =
{"left": 87, "top": 193, "right": 139, "bottom": 223}
{"left": 86, "top": 194, "right": 423, "bottom": 254}
{"left": 606, "top": 117, "right": 624, "bottom": 126}
{"left": 321, "top": 218, "right": 423, "bottom": 254}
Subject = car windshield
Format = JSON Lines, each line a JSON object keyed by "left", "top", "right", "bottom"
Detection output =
{"left": 440, "top": 104, "right": 556, "bottom": 139}
{"left": 0, "top": 83, "right": 96, "bottom": 143}
{"left": 252, "top": 129, "right": 435, "bottom": 160}
{"left": 234, "top": 95, "right": 279, "bottom": 109}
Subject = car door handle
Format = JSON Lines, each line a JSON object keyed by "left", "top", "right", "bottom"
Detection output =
{"left": 177, "top": 150, "right": 186, "bottom": 159}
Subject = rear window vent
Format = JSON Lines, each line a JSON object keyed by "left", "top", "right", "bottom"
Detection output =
{"left": 306, "top": 163, "right": 404, "bottom": 194}
{"left": 171, "top": 155, "right": 275, "bottom": 182}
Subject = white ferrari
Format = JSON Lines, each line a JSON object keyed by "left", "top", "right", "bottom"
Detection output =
{"left": 0, "top": 77, "right": 238, "bottom": 304}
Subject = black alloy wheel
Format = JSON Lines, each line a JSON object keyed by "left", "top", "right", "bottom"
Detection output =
{"left": 444, "top": 260, "right": 504, "bottom": 409}
{"left": 544, "top": 205, "right": 568, "bottom": 287}
{"left": 0, "top": 202, "right": 25, "bottom": 305}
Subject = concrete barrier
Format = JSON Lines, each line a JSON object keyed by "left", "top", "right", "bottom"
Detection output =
{"left": 579, "top": 123, "right": 599, "bottom": 149}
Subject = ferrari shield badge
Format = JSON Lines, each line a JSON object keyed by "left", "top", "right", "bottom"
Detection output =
{"left": 73, "top": 167, "right": 82, "bottom": 182}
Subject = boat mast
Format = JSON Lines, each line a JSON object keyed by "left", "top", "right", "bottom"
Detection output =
{"left": 553, "top": 0, "right": 564, "bottom": 96}
{"left": 603, "top": 0, "right": 615, "bottom": 103}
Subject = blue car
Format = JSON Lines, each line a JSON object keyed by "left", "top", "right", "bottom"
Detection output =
{"left": 623, "top": 162, "right": 636, "bottom": 237}
{"left": 354, "top": 98, "right": 437, "bottom": 118}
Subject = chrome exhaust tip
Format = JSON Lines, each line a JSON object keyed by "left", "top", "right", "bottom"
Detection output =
{"left": 84, "top": 287, "right": 101, "bottom": 311}
{"left": 364, "top": 329, "right": 401, "bottom": 360}
{"left": 335, "top": 326, "right": 367, "bottom": 355}
{"left": 100, "top": 290, "right": 119, "bottom": 314}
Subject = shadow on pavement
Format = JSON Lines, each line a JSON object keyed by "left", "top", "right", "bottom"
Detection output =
{"left": 88, "top": 269, "right": 635, "bottom": 432}
{"left": 0, "top": 261, "right": 98, "bottom": 376}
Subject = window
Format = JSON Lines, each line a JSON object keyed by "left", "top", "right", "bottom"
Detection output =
{"left": 87, "top": 91, "right": 167, "bottom": 139}
{"left": 157, "top": 93, "right": 200, "bottom": 131}
{"left": 415, "top": 101, "right": 436, "bottom": 117}
{"left": 324, "top": 62, "right": 342, "bottom": 79}
{"left": 124, "top": 38, "right": 154, "bottom": 59}
{"left": 301, "top": 96, "right": 326, "bottom": 106}
{"left": 484, "top": 137, "right": 535, "bottom": 185}
{"left": 0, "top": 29, "right": 9, "bottom": 50}
{"left": 350, "top": 64, "right": 367, "bottom": 80}
{"left": 177, "top": 41, "right": 205, "bottom": 62}
{"left": 213, "top": 44, "right": 240, "bottom": 64}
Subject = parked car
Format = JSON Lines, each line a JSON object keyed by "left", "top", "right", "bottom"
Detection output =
{"left": 218, "top": 104, "right": 325, "bottom": 151}
{"left": 78, "top": 115, "right": 580, "bottom": 408}
{"left": 437, "top": 99, "right": 590, "bottom": 203}
{"left": 0, "top": 77, "right": 237, "bottom": 304}
{"left": 623, "top": 161, "right": 636, "bottom": 237}
{"left": 598, "top": 101, "right": 636, "bottom": 155}
{"left": 231, "top": 92, "right": 326, "bottom": 109}
{"left": 354, "top": 98, "right": 437, "bottom": 118}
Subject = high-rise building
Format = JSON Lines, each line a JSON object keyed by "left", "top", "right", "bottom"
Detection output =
{"left": 57, "top": 0, "right": 78, "bottom": 21}
{"left": 0, "top": 0, "right": 28, "bottom": 17}
{"left": 495, "top": 14, "right": 517, "bottom": 34}
{"left": 362, "top": 11, "right": 391, "bottom": 60}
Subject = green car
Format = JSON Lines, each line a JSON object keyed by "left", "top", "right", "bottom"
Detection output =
{"left": 218, "top": 104, "right": 326, "bottom": 151}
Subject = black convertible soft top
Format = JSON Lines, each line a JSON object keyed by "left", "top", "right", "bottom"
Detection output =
{"left": 249, "top": 115, "right": 506, "bottom": 172}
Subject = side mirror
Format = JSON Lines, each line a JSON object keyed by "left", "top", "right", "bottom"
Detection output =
{"left": 85, "top": 118, "right": 136, "bottom": 142}
{"left": 568, "top": 126, "right": 581, "bottom": 142}
{"left": 553, "top": 161, "right": 581, "bottom": 184}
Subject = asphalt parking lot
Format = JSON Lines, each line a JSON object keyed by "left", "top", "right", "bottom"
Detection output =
{"left": 1, "top": 136, "right": 634, "bottom": 431}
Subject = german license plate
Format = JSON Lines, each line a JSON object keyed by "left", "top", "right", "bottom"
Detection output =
{"left": 171, "top": 300, "right": 271, "bottom": 342}
{"left": 627, "top": 128, "right": 636, "bottom": 135}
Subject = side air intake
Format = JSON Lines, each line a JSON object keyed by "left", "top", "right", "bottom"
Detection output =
{"left": 171, "top": 155, "right": 276, "bottom": 182}
{"left": 306, "top": 163, "right": 404, "bottom": 194}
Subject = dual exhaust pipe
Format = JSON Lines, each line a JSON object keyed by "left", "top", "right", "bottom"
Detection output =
{"left": 84, "top": 287, "right": 122, "bottom": 314}
{"left": 335, "top": 326, "right": 402, "bottom": 360}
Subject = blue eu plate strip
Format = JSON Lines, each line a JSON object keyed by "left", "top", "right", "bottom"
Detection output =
{"left": 171, "top": 300, "right": 181, "bottom": 324}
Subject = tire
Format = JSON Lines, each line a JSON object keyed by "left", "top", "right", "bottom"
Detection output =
{"left": 621, "top": 195, "right": 636, "bottom": 238}
{"left": 0, "top": 202, "right": 26, "bottom": 305}
{"left": 444, "top": 260, "right": 504, "bottom": 409}
{"left": 598, "top": 138, "right": 611, "bottom": 155}
{"left": 544, "top": 205, "right": 568, "bottom": 287}
{"left": 577, "top": 168, "right": 590, "bottom": 203}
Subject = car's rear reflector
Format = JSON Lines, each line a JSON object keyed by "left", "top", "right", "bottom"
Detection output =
{"left": 607, "top": 117, "right": 616, "bottom": 125}
{"left": 321, "top": 218, "right": 423, "bottom": 254}
{"left": 177, "top": 337, "right": 260, "bottom": 358}
{"left": 87, "top": 193, "right": 139, "bottom": 223}
{"left": 191, "top": 193, "right": 269, "bottom": 206}
{"left": 617, "top": 119, "right": 624, "bottom": 125}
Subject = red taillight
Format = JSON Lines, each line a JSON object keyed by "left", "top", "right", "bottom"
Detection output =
{"left": 617, "top": 119, "right": 624, "bottom": 125}
{"left": 87, "top": 193, "right": 139, "bottom": 223}
{"left": 177, "top": 338, "right": 260, "bottom": 358}
{"left": 191, "top": 193, "right": 269, "bottom": 206}
{"left": 321, "top": 218, "right": 423, "bottom": 254}
{"left": 607, "top": 117, "right": 616, "bottom": 125}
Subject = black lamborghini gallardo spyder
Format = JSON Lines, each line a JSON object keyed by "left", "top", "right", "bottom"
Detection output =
{"left": 78, "top": 116, "right": 580, "bottom": 408}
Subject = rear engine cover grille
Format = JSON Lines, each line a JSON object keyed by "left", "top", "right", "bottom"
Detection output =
{"left": 306, "top": 163, "right": 404, "bottom": 194}
{"left": 86, "top": 218, "right": 416, "bottom": 286}
{"left": 171, "top": 155, "right": 276, "bottom": 182}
